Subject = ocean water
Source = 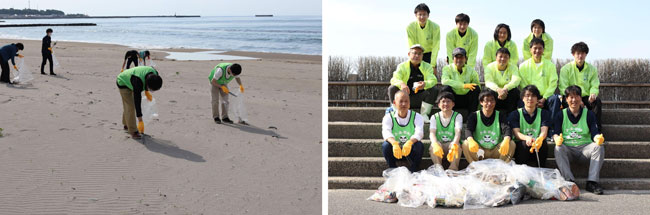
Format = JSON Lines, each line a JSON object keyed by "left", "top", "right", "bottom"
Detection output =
{"left": 0, "top": 16, "right": 321, "bottom": 55}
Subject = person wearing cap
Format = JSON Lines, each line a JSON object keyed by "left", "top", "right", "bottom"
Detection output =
{"left": 559, "top": 42, "right": 601, "bottom": 132}
{"left": 407, "top": 3, "right": 440, "bottom": 74}
{"left": 522, "top": 19, "right": 553, "bottom": 61}
{"left": 429, "top": 91, "right": 463, "bottom": 170}
{"left": 446, "top": 13, "right": 478, "bottom": 69}
{"left": 441, "top": 47, "right": 480, "bottom": 113}
{"left": 482, "top": 23, "right": 519, "bottom": 68}
{"left": 484, "top": 48, "right": 520, "bottom": 117}
{"left": 0, "top": 43, "right": 24, "bottom": 84}
{"left": 117, "top": 66, "right": 163, "bottom": 139}
{"left": 210, "top": 63, "right": 244, "bottom": 124}
{"left": 388, "top": 44, "right": 438, "bottom": 123}
{"left": 553, "top": 85, "right": 605, "bottom": 195}
{"left": 508, "top": 85, "right": 551, "bottom": 167}
{"left": 41, "top": 28, "right": 56, "bottom": 75}
{"left": 382, "top": 90, "right": 425, "bottom": 172}
{"left": 461, "top": 89, "right": 515, "bottom": 163}
{"left": 518, "top": 38, "right": 561, "bottom": 120}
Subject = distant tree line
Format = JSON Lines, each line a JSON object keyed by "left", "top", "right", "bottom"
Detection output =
{"left": 0, "top": 8, "right": 88, "bottom": 17}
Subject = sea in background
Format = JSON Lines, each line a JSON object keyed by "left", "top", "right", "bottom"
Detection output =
{"left": 0, "top": 16, "right": 322, "bottom": 55}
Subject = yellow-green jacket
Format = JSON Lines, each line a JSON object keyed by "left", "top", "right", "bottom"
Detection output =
{"left": 484, "top": 61, "right": 521, "bottom": 91}
{"left": 446, "top": 27, "right": 479, "bottom": 68}
{"left": 518, "top": 58, "right": 558, "bottom": 99}
{"left": 441, "top": 64, "right": 480, "bottom": 95}
{"left": 390, "top": 61, "right": 437, "bottom": 90}
{"left": 522, "top": 33, "right": 553, "bottom": 61}
{"left": 482, "top": 40, "right": 519, "bottom": 68}
{"left": 559, "top": 61, "right": 600, "bottom": 97}
{"left": 407, "top": 20, "right": 440, "bottom": 67}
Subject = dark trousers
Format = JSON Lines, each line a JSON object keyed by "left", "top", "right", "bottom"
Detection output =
{"left": 0, "top": 57, "right": 9, "bottom": 83}
{"left": 422, "top": 52, "right": 432, "bottom": 64}
{"left": 561, "top": 96, "right": 602, "bottom": 132}
{"left": 441, "top": 85, "right": 479, "bottom": 113}
{"left": 513, "top": 140, "right": 548, "bottom": 167}
{"left": 496, "top": 88, "right": 520, "bottom": 119}
{"left": 126, "top": 57, "right": 138, "bottom": 69}
{"left": 387, "top": 85, "right": 438, "bottom": 109}
{"left": 381, "top": 141, "right": 424, "bottom": 172}
{"left": 41, "top": 52, "right": 53, "bottom": 74}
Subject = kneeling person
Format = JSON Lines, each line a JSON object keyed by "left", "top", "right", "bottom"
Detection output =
{"left": 117, "top": 66, "right": 163, "bottom": 139}
{"left": 429, "top": 92, "right": 463, "bottom": 170}
{"left": 210, "top": 63, "right": 244, "bottom": 124}
{"left": 382, "top": 91, "right": 425, "bottom": 172}
{"left": 509, "top": 85, "right": 551, "bottom": 167}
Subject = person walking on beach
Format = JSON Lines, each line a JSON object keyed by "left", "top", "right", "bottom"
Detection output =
{"left": 117, "top": 66, "right": 163, "bottom": 139}
{"left": 0, "top": 43, "right": 24, "bottom": 84}
{"left": 210, "top": 63, "right": 244, "bottom": 124}
{"left": 121, "top": 50, "right": 151, "bottom": 71}
{"left": 41, "top": 28, "right": 56, "bottom": 75}
{"left": 406, "top": 3, "right": 440, "bottom": 74}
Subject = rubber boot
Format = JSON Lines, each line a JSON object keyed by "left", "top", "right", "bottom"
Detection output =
{"left": 420, "top": 102, "right": 433, "bottom": 123}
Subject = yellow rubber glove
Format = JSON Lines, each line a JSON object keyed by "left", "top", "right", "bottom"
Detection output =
{"left": 414, "top": 88, "right": 419, "bottom": 94}
{"left": 447, "top": 143, "right": 459, "bottom": 162}
{"left": 499, "top": 138, "right": 510, "bottom": 156}
{"left": 529, "top": 137, "right": 544, "bottom": 153}
{"left": 239, "top": 85, "right": 244, "bottom": 93}
{"left": 120, "top": 69, "right": 124, "bottom": 73}
{"left": 431, "top": 142, "right": 443, "bottom": 159}
{"left": 220, "top": 86, "right": 229, "bottom": 94}
{"left": 144, "top": 91, "right": 153, "bottom": 101}
{"left": 17, "top": 54, "right": 24, "bottom": 58}
{"left": 402, "top": 140, "right": 414, "bottom": 156}
{"left": 463, "top": 83, "right": 477, "bottom": 91}
{"left": 137, "top": 121, "right": 144, "bottom": 134}
{"left": 48, "top": 47, "right": 52, "bottom": 51}
{"left": 554, "top": 134, "right": 564, "bottom": 146}
{"left": 390, "top": 140, "right": 402, "bottom": 159}
{"left": 594, "top": 134, "right": 605, "bottom": 146}
{"left": 466, "top": 138, "right": 479, "bottom": 153}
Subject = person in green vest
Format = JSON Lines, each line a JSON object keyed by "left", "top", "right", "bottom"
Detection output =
{"left": 210, "top": 63, "right": 244, "bottom": 124}
{"left": 121, "top": 50, "right": 150, "bottom": 71}
{"left": 518, "top": 38, "right": 561, "bottom": 121}
{"left": 522, "top": 19, "right": 553, "bottom": 61}
{"left": 428, "top": 92, "right": 463, "bottom": 170}
{"left": 116, "top": 66, "right": 163, "bottom": 139}
{"left": 484, "top": 48, "right": 521, "bottom": 118}
{"left": 407, "top": 3, "right": 440, "bottom": 74}
{"left": 559, "top": 42, "right": 601, "bottom": 132}
{"left": 441, "top": 47, "right": 480, "bottom": 113}
{"left": 553, "top": 85, "right": 605, "bottom": 195}
{"left": 387, "top": 44, "right": 438, "bottom": 123}
{"left": 482, "top": 23, "right": 519, "bottom": 68}
{"left": 446, "top": 13, "right": 478, "bottom": 69}
{"left": 381, "top": 90, "right": 425, "bottom": 172}
{"left": 508, "top": 85, "right": 552, "bottom": 167}
{"left": 461, "top": 89, "right": 514, "bottom": 163}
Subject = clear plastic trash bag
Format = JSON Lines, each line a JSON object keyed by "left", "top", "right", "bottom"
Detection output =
{"left": 227, "top": 90, "right": 248, "bottom": 123}
{"left": 12, "top": 58, "right": 34, "bottom": 84}
{"left": 141, "top": 96, "right": 159, "bottom": 125}
{"left": 52, "top": 53, "right": 60, "bottom": 67}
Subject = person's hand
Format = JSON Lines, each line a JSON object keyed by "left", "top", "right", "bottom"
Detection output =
{"left": 497, "top": 88, "right": 507, "bottom": 100}
{"left": 538, "top": 98, "right": 546, "bottom": 108}
{"left": 466, "top": 138, "right": 479, "bottom": 153}
{"left": 145, "top": 91, "right": 153, "bottom": 101}
{"left": 402, "top": 140, "right": 414, "bottom": 156}
{"left": 17, "top": 54, "right": 24, "bottom": 58}
{"left": 13, "top": 65, "right": 18, "bottom": 70}
{"left": 447, "top": 143, "right": 460, "bottom": 162}
{"left": 431, "top": 142, "right": 443, "bottom": 158}
{"left": 499, "top": 138, "right": 510, "bottom": 156}
{"left": 594, "top": 134, "right": 605, "bottom": 146}
{"left": 400, "top": 83, "right": 410, "bottom": 94}
{"left": 589, "top": 94, "right": 597, "bottom": 104}
{"left": 554, "top": 134, "right": 564, "bottom": 146}
{"left": 48, "top": 47, "right": 52, "bottom": 51}
{"left": 120, "top": 69, "right": 124, "bottom": 73}
{"left": 137, "top": 121, "right": 144, "bottom": 134}
{"left": 414, "top": 81, "right": 424, "bottom": 93}
{"left": 529, "top": 137, "right": 544, "bottom": 153}
{"left": 463, "top": 83, "right": 477, "bottom": 91}
{"left": 239, "top": 85, "right": 244, "bottom": 93}
{"left": 390, "top": 140, "right": 402, "bottom": 159}
{"left": 524, "top": 136, "right": 534, "bottom": 146}
{"left": 220, "top": 86, "right": 229, "bottom": 94}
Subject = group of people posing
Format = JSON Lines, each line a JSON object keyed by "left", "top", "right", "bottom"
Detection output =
{"left": 381, "top": 3, "right": 605, "bottom": 195}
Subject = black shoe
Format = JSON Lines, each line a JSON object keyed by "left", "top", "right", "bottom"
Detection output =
{"left": 50, "top": 73, "right": 57, "bottom": 76}
{"left": 222, "top": 117, "right": 234, "bottom": 124}
{"left": 41, "top": 72, "right": 46, "bottom": 75}
{"left": 586, "top": 181, "right": 604, "bottom": 195}
{"left": 214, "top": 117, "right": 222, "bottom": 124}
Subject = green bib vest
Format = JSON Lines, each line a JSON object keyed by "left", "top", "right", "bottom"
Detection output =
{"left": 117, "top": 66, "right": 158, "bottom": 90}
{"left": 435, "top": 111, "right": 458, "bottom": 144}
{"left": 473, "top": 110, "right": 502, "bottom": 149}
{"left": 391, "top": 110, "right": 416, "bottom": 144}
{"left": 562, "top": 108, "right": 591, "bottom": 146}
{"left": 517, "top": 108, "right": 541, "bottom": 141}
{"left": 209, "top": 63, "right": 236, "bottom": 85}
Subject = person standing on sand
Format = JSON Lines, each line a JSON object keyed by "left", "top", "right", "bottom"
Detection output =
{"left": 0, "top": 43, "right": 24, "bottom": 84}
{"left": 210, "top": 62, "right": 244, "bottom": 124}
{"left": 41, "top": 28, "right": 56, "bottom": 75}
{"left": 121, "top": 50, "right": 150, "bottom": 71}
{"left": 117, "top": 66, "right": 163, "bottom": 139}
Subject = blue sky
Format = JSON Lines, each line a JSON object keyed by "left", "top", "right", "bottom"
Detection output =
{"left": 0, "top": 0, "right": 322, "bottom": 16}
{"left": 324, "top": 0, "right": 650, "bottom": 60}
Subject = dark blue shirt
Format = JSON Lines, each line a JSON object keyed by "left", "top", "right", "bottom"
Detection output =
{"left": 553, "top": 107, "right": 599, "bottom": 139}
{"left": 507, "top": 108, "right": 552, "bottom": 129}
{"left": 0, "top": 44, "right": 18, "bottom": 65}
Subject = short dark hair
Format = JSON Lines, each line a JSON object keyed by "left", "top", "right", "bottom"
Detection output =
{"left": 414, "top": 3, "right": 430, "bottom": 14}
{"left": 46, "top": 28, "right": 53, "bottom": 33}
{"left": 479, "top": 89, "right": 497, "bottom": 102}
{"left": 146, "top": 73, "right": 163, "bottom": 91}
{"left": 564, "top": 85, "right": 582, "bottom": 97}
{"left": 15, "top": 43, "right": 24, "bottom": 50}
{"left": 521, "top": 85, "right": 542, "bottom": 100}
{"left": 436, "top": 91, "right": 455, "bottom": 103}
{"left": 230, "top": 63, "right": 242, "bottom": 75}
{"left": 530, "top": 19, "right": 546, "bottom": 33}
{"left": 571, "top": 42, "right": 589, "bottom": 54}
{"left": 144, "top": 50, "right": 150, "bottom": 57}
{"left": 455, "top": 13, "right": 470, "bottom": 24}
{"left": 529, "top": 37, "right": 545, "bottom": 49}
{"left": 493, "top": 23, "right": 511, "bottom": 42}
{"left": 496, "top": 47, "right": 510, "bottom": 58}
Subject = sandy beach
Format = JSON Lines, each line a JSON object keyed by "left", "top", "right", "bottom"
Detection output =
{"left": 0, "top": 39, "right": 321, "bottom": 214}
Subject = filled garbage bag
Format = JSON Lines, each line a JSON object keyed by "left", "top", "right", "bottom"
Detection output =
{"left": 12, "top": 58, "right": 34, "bottom": 84}
{"left": 141, "top": 96, "right": 159, "bottom": 125}
{"left": 227, "top": 90, "right": 248, "bottom": 123}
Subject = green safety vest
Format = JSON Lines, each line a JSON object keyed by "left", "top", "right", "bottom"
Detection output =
{"left": 562, "top": 108, "right": 592, "bottom": 146}
{"left": 139, "top": 50, "right": 148, "bottom": 59}
{"left": 117, "top": 66, "right": 158, "bottom": 90}
{"left": 391, "top": 110, "right": 416, "bottom": 144}
{"left": 516, "top": 108, "right": 541, "bottom": 141}
{"left": 209, "top": 63, "right": 236, "bottom": 85}
{"left": 435, "top": 111, "right": 458, "bottom": 144}
{"left": 473, "top": 110, "right": 502, "bottom": 149}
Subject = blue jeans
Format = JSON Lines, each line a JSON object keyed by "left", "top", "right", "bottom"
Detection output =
{"left": 381, "top": 141, "right": 424, "bottom": 172}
